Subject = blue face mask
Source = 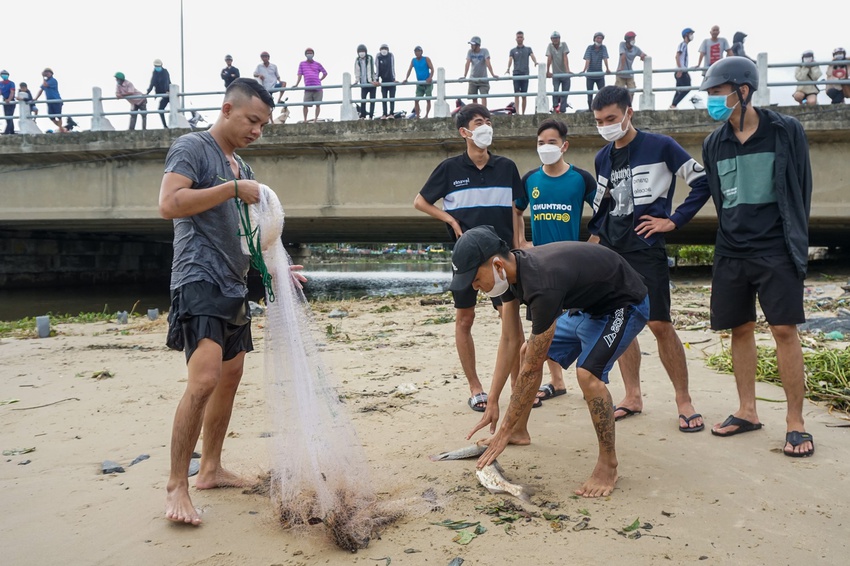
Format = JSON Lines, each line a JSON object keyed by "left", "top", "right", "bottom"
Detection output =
{"left": 155, "top": 66, "right": 163, "bottom": 72}
{"left": 707, "top": 94, "right": 738, "bottom": 121}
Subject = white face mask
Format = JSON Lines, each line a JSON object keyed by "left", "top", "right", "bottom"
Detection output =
{"left": 358, "top": 52, "right": 366, "bottom": 58}
{"left": 306, "top": 54, "right": 314, "bottom": 60}
{"left": 537, "top": 142, "right": 565, "bottom": 165}
{"left": 597, "top": 111, "right": 631, "bottom": 142}
{"left": 465, "top": 124, "right": 493, "bottom": 149}
{"left": 485, "top": 259, "right": 509, "bottom": 298}
{"left": 380, "top": 49, "right": 388, "bottom": 56}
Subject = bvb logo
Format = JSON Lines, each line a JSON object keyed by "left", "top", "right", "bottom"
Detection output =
{"left": 562, "top": 213, "right": 571, "bottom": 222}
{"left": 531, "top": 187, "right": 540, "bottom": 199}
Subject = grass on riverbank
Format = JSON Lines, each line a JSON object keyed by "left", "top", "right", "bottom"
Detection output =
{"left": 705, "top": 342, "right": 850, "bottom": 414}
{"left": 0, "top": 310, "right": 120, "bottom": 339}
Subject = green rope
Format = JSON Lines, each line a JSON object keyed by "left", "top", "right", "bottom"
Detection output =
{"left": 219, "top": 175, "right": 276, "bottom": 302}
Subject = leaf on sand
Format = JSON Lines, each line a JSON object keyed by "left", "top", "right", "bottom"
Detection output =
{"left": 452, "top": 530, "right": 477, "bottom": 545}
{"left": 623, "top": 518, "right": 641, "bottom": 532}
{"left": 0, "top": 399, "right": 20, "bottom": 405}
{"left": 3, "top": 447, "right": 35, "bottom": 456}
{"left": 473, "top": 524, "right": 487, "bottom": 535}
{"left": 578, "top": 508, "right": 590, "bottom": 516}
{"left": 573, "top": 518, "right": 592, "bottom": 532}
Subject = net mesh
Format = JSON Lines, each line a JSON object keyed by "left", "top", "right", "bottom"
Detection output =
{"left": 244, "top": 186, "right": 402, "bottom": 551}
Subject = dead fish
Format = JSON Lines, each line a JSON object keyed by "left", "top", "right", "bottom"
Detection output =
{"left": 428, "top": 442, "right": 487, "bottom": 462}
{"left": 475, "top": 460, "right": 534, "bottom": 505}
{"left": 448, "top": 558, "right": 465, "bottom": 566}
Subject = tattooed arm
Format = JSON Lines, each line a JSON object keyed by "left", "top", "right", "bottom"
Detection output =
{"left": 476, "top": 320, "right": 556, "bottom": 468}
{"left": 467, "top": 298, "right": 523, "bottom": 439}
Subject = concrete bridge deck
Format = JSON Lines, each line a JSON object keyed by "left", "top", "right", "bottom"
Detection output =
{"left": 1, "top": 105, "right": 848, "bottom": 246}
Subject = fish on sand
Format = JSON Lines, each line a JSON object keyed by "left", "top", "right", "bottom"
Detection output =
{"left": 428, "top": 441, "right": 488, "bottom": 462}
{"left": 475, "top": 460, "right": 534, "bottom": 505}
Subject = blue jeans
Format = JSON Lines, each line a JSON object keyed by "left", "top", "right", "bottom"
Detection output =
{"left": 552, "top": 75, "right": 570, "bottom": 112}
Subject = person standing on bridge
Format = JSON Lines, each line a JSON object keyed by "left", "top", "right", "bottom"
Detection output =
{"left": 34, "top": 67, "right": 65, "bottom": 133}
{"left": 115, "top": 72, "right": 147, "bottom": 131}
{"left": 146, "top": 59, "right": 171, "bottom": 128}
{"left": 697, "top": 57, "right": 814, "bottom": 457}
{"left": 158, "top": 78, "right": 304, "bottom": 525}
{"left": 221, "top": 55, "right": 240, "bottom": 88}
{"left": 414, "top": 103, "right": 524, "bottom": 413}
{"left": 402, "top": 46, "right": 434, "bottom": 118}
{"left": 0, "top": 70, "right": 15, "bottom": 135}
{"left": 588, "top": 85, "right": 709, "bottom": 433}
{"left": 546, "top": 31, "right": 571, "bottom": 114}
{"left": 293, "top": 48, "right": 327, "bottom": 123}
{"left": 505, "top": 31, "right": 537, "bottom": 115}
{"left": 670, "top": 28, "right": 695, "bottom": 109}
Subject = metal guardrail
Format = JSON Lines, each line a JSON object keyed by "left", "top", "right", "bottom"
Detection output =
{"left": 3, "top": 52, "right": 849, "bottom": 133}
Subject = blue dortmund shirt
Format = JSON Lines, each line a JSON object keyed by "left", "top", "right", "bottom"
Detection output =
{"left": 516, "top": 165, "right": 596, "bottom": 244}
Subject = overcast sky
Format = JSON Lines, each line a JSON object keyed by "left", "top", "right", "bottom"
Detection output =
{"left": 2, "top": 1, "right": 845, "bottom": 130}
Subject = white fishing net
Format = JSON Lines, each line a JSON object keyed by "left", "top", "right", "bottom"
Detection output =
{"left": 242, "top": 185, "right": 403, "bottom": 551}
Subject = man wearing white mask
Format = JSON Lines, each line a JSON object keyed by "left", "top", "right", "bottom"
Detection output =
{"left": 414, "top": 103, "right": 523, "bottom": 414}
{"left": 511, "top": 119, "right": 596, "bottom": 407}
{"left": 457, "top": 225, "right": 650, "bottom": 498}
{"left": 588, "top": 85, "right": 709, "bottom": 434}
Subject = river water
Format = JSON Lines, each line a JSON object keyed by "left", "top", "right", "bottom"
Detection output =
{"left": 0, "top": 262, "right": 452, "bottom": 321}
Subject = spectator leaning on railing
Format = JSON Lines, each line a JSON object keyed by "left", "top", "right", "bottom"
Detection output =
{"left": 115, "top": 72, "right": 147, "bottom": 131}
{"left": 146, "top": 59, "right": 171, "bottom": 128}
{"left": 34, "top": 67, "right": 65, "bottom": 133}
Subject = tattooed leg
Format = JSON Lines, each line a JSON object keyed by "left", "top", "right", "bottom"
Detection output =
{"left": 575, "top": 367, "right": 618, "bottom": 498}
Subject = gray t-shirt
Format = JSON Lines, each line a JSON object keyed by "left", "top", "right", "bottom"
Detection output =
{"left": 164, "top": 131, "right": 253, "bottom": 297}
{"left": 617, "top": 42, "right": 644, "bottom": 77}
{"left": 510, "top": 45, "right": 534, "bottom": 75}
{"left": 698, "top": 38, "right": 730, "bottom": 66}
{"left": 467, "top": 47, "right": 491, "bottom": 79}
{"left": 546, "top": 43, "right": 570, "bottom": 75}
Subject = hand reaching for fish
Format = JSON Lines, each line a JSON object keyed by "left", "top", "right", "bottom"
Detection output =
{"left": 476, "top": 430, "right": 509, "bottom": 470}
{"left": 466, "top": 400, "right": 500, "bottom": 440}
{"left": 475, "top": 460, "right": 534, "bottom": 505}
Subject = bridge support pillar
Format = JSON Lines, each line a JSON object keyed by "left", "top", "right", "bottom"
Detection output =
{"left": 535, "top": 63, "right": 549, "bottom": 114}
{"left": 90, "top": 87, "right": 115, "bottom": 132}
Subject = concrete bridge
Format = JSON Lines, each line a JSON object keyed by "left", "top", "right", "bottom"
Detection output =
{"left": 1, "top": 105, "right": 848, "bottom": 287}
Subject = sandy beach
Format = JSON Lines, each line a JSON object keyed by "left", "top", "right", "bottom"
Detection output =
{"left": 2, "top": 270, "right": 849, "bottom": 566}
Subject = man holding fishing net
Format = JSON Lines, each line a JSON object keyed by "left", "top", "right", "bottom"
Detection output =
{"left": 158, "top": 78, "right": 303, "bottom": 525}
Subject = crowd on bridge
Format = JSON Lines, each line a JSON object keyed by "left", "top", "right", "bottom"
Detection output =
{"left": 1, "top": 25, "right": 848, "bottom": 134}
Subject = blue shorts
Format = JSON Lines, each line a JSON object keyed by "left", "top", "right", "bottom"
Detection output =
{"left": 46, "top": 102, "right": 63, "bottom": 116}
{"left": 547, "top": 294, "right": 649, "bottom": 383}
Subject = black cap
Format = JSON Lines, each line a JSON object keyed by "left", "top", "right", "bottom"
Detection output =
{"left": 449, "top": 226, "right": 508, "bottom": 292}
{"left": 700, "top": 56, "right": 759, "bottom": 91}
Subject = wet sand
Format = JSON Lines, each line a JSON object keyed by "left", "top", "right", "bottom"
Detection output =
{"left": 1, "top": 272, "right": 849, "bottom": 565}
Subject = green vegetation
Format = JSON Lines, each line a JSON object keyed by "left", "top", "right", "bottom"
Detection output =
{"left": 0, "top": 308, "right": 118, "bottom": 338}
{"left": 705, "top": 343, "right": 850, "bottom": 413}
{"left": 668, "top": 245, "right": 715, "bottom": 266}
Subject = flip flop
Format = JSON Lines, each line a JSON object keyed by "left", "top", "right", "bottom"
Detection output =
{"left": 468, "top": 392, "right": 488, "bottom": 413}
{"left": 537, "top": 383, "right": 567, "bottom": 401}
{"left": 711, "top": 414, "right": 763, "bottom": 437}
{"left": 532, "top": 397, "right": 543, "bottom": 409}
{"left": 614, "top": 406, "right": 642, "bottom": 422}
{"left": 784, "top": 431, "right": 815, "bottom": 458}
{"left": 679, "top": 413, "right": 705, "bottom": 433}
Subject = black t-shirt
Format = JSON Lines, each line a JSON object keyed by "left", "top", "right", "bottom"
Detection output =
{"left": 419, "top": 152, "right": 524, "bottom": 244}
{"left": 713, "top": 108, "right": 785, "bottom": 257}
{"left": 597, "top": 145, "right": 665, "bottom": 252}
{"left": 501, "top": 241, "right": 648, "bottom": 335}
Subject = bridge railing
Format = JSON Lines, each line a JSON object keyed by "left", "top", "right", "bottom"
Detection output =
{"left": 5, "top": 53, "right": 849, "bottom": 133}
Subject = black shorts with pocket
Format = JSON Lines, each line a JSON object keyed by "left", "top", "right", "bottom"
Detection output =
{"left": 710, "top": 255, "right": 805, "bottom": 330}
{"left": 166, "top": 280, "right": 253, "bottom": 363}
{"left": 617, "top": 246, "right": 671, "bottom": 322}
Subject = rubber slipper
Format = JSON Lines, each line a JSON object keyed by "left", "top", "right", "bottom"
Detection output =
{"left": 614, "top": 406, "right": 642, "bottom": 422}
{"left": 468, "top": 392, "right": 488, "bottom": 413}
{"left": 784, "top": 431, "right": 815, "bottom": 457}
{"left": 537, "top": 383, "right": 567, "bottom": 400}
{"left": 679, "top": 413, "right": 705, "bottom": 433}
{"left": 711, "top": 414, "right": 763, "bottom": 437}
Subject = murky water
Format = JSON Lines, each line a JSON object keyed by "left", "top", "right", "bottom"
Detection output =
{"left": 0, "top": 262, "right": 452, "bottom": 321}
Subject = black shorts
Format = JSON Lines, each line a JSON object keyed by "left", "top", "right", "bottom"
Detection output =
{"left": 618, "top": 246, "right": 671, "bottom": 322}
{"left": 710, "top": 255, "right": 805, "bottom": 330}
{"left": 452, "top": 285, "right": 502, "bottom": 310}
{"left": 167, "top": 280, "right": 253, "bottom": 363}
{"left": 513, "top": 78, "right": 529, "bottom": 93}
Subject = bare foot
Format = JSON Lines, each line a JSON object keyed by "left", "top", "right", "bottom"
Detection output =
{"left": 477, "top": 432, "right": 532, "bottom": 447}
{"left": 195, "top": 467, "right": 254, "bottom": 490}
{"left": 165, "top": 484, "right": 201, "bottom": 525}
{"left": 574, "top": 461, "right": 618, "bottom": 498}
